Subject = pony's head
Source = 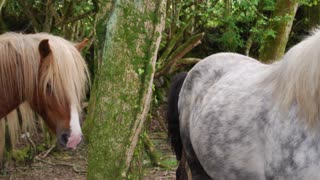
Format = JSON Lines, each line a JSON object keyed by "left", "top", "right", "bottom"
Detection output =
{"left": 29, "top": 35, "right": 89, "bottom": 149}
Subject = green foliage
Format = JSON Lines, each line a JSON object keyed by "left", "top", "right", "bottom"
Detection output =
{"left": 162, "top": 0, "right": 320, "bottom": 58}
{"left": 1, "top": 0, "right": 96, "bottom": 40}
{"left": 300, "top": 0, "right": 319, "bottom": 6}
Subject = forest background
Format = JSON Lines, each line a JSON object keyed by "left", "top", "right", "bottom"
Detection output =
{"left": 0, "top": 0, "right": 319, "bottom": 179}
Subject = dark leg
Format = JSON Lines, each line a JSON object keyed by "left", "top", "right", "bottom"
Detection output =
{"left": 176, "top": 149, "right": 189, "bottom": 180}
{"left": 183, "top": 137, "right": 212, "bottom": 180}
{"left": 186, "top": 154, "right": 212, "bottom": 180}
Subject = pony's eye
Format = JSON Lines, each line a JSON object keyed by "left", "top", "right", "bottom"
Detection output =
{"left": 46, "top": 83, "right": 54, "bottom": 95}
{"left": 47, "top": 83, "right": 51, "bottom": 90}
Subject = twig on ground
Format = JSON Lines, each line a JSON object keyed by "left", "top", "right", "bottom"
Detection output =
{"left": 156, "top": 110, "right": 168, "bottom": 133}
{"left": 25, "top": 133, "right": 37, "bottom": 156}
{"left": 40, "top": 143, "right": 56, "bottom": 158}
{"left": 34, "top": 156, "right": 87, "bottom": 173}
{"left": 54, "top": 162, "right": 86, "bottom": 173}
{"left": 34, "top": 156, "right": 54, "bottom": 165}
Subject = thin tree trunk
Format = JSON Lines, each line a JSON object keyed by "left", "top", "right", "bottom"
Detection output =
{"left": 0, "top": 0, "right": 6, "bottom": 13}
{"left": 259, "top": 0, "right": 299, "bottom": 62}
{"left": 84, "top": 0, "right": 166, "bottom": 179}
{"left": 43, "top": 0, "right": 54, "bottom": 32}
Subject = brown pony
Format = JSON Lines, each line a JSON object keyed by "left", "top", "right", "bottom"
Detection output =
{"left": 0, "top": 32, "right": 89, "bottom": 150}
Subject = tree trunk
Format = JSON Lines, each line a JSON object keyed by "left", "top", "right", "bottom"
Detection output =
{"left": 259, "top": 0, "right": 299, "bottom": 62}
{"left": 0, "top": 0, "right": 6, "bottom": 13}
{"left": 84, "top": 1, "right": 166, "bottom": 179}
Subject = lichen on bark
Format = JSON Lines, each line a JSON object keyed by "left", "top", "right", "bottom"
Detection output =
{"left": 84, "top": 0, "right": 166, "bottom": 179}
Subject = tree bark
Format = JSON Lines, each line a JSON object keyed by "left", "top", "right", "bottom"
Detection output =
{"left": 0, "top": 0, "right": 6, "bottom": 13}
{"left": 259, "top": 0, "right": 299, "bottom": 62}
{"left": 84, "top": 1, "right": 166, "bottom": 179}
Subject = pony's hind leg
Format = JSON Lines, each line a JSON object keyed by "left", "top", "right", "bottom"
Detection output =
{"left": 182, "top": 133, "right": 212, "bottom": 180}
{"left": 176, "top": 150, "right": 189, "bottom": 180}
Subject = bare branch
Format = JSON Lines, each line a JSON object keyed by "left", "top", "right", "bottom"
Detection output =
{"left": 55, "top": 0, "right": 99, "bottom": 26}
{"left": 16, "top": 0, "right": 41, "bottom": 32}
{"left": 59, "top": 1, "right": 74, "bottom": 25}
{"left": 43, "top": 0, "right": 55, "bottom": 32}
{"left": 155, "top": 32, "right": 205, "bottom": 78}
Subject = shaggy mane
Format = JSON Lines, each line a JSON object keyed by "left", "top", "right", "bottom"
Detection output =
{"left": 0, "top": 32, "right": 89, "bottom": 112}
{"left": 267, "top": 28, "right": 320, "bottom": 126}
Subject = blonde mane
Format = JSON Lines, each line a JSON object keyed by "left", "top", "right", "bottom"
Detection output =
{"left": 267, "top": 28, "right": 320, "bottom": 126}
{"left": 0, "top": 32, "right": 89, "bottom": 111}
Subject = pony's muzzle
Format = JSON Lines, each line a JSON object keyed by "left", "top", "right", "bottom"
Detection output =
{"left": 66, "top": 132, "right": 83, "bottom": 150}
{"left": 58, "top": 131, "right": 82, "bottom": 150}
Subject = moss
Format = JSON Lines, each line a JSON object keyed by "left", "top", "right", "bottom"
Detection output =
{"left": 127, "top": 137, "right": 144, "bottom": 179}
{"left": 36, "top": 144, "right": 46, "bottom": 152}
{"left": 10, "top": 148, "right": 30, "bottom": 164}
{"left": 86, "top": 0, "right": 164, "bottom": 179}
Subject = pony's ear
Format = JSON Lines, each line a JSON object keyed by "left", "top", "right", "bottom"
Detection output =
{"left": 39, "top": 39, "right": 51, "bottom": 61}
{"left": 75, "top": 38, "right": 89, "bottom": 51}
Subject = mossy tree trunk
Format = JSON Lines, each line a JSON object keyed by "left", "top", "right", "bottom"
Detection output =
{"left": 84, "top": 0, "right": 166, "bottom": 179}
{"left": 259, "top": 0, "right": 299, "bottom": 62}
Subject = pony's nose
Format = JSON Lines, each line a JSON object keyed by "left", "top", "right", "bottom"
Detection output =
{"left": 66, "top": 134, "right": 82, "bottom": 150}
{"left": 58, "top": 132, "right": 70, "bottom": 147}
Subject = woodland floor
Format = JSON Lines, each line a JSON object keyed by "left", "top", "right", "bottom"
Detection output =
{"left": 143, "top": 104, "right": 177, "bottom": 180}
{"left": 0, "top": 144, "right": 88, "bottom": 180}
{"left": 0, "top": 105, "right": 176, "bottom": 180}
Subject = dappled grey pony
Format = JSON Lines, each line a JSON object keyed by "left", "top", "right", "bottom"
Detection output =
{"left": 168, "top": 29, "right": 320, "bottom": 180}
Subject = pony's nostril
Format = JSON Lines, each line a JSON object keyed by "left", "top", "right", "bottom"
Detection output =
{"left": 60, "top": 133, "right": 69, "bottom": 147}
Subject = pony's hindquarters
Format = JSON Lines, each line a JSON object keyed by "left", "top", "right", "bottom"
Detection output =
{"left": 177, "top": 53, "right": 268, "bottom": 180}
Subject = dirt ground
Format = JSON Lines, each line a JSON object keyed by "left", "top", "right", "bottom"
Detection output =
{"left": 0, "top": 144, "right": 88, "bottom": 180}
{"left": 143, "top": 104, "right": 177, "bottom": 180}
{"left": 0, "top": 105, "right": 177, "bottom": 180}
{"left": 143, "top": 132, "right": 176, "bottom": 180}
